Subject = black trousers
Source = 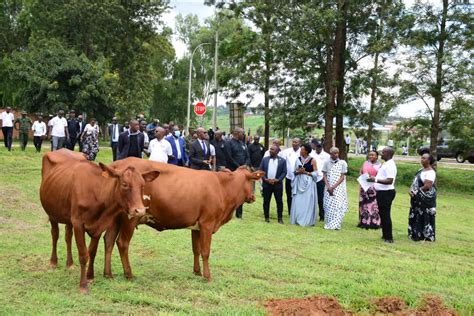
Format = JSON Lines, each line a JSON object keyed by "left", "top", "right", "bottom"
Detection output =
{"left": 263, "top": 184, "right": 283, "bottom": 220}
{"left": 2, "top": 127, "right": 13, "bottom": 150}
{"left": 285, "top": 178, "right": 292, "bottom": 215}
{"left": 235, "top": 205, "right": 243, "bottom": 218}
{"left": 34, "top": 136, "right": 43, "bottom": 152}
{"left": 376, "top": 190, "right": 396, "bottom": 240}
{"left": 316, "top": 180, "right": 325, "bottom": 221}
{"left": 67, "top": 136, "right": 77, "bottom": 151}
{"left": 111, "top": 142, "right": 118, "bottom": 161}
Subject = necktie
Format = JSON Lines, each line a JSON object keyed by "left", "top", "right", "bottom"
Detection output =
{"left": 201, "top": 141, "right": 206, "bottom": 155}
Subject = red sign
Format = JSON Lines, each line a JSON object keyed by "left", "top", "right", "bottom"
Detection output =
{"left": 194, "top": 102, "right": 206, "bottom": 116}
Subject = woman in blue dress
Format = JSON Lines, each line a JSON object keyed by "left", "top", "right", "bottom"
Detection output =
{"left": 290, "top": 143, "right": 318, "bottom": 227}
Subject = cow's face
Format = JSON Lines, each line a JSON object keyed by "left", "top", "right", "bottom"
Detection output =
{"left": 100, "top": 163, "right": 160, "bottom": 218}
{"left": 239, "top": 167, "right": 264, "bottom": 203}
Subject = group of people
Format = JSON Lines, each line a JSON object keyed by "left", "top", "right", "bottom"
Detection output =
{"left": 1, "top": 108, "right": 437, "bottom": 242}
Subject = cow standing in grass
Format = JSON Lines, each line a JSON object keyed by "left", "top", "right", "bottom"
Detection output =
{"left": 103, "top": 159, "right": 263, "bottom": 282}
{"left": 39, "top": 149, "right": 160, "bottom": 293}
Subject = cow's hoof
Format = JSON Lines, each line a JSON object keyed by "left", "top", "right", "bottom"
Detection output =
{"left": 103, "top": 273, "right": 114, "bottom": 279}
{"left": 50, "top": 262, "right": 57, "bottom": 269}
{"left": 125, "top": 274, "right": 134, "bottom": 280}
{"left": 79, "top": 287, "right": 89, "bottom": 294}
{"left": 66, "top": 264, "right": 75, "bottom": 270}
{"left": 203, "top": 276, "right": 211, "bottom": 282}
{"left": 87, "top": 278, "right": 95, "bottom": 284}
{"left": 193, "top": 270, "right": 202, "bottom": 276}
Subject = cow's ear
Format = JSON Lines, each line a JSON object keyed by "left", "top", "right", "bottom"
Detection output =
{"left": 99, "top": 163, "right": 119, "bottom": 178}
{"left": 142, "top": 170, "right": 160, "bottom": 182}
{"left": 250, "top": 170, "right": 264, "bottom": 180}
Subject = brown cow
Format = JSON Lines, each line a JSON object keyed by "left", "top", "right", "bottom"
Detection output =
{"left": 103, "top": 159, "right": 263, "bottom": 281}
{"left": 40, "top": 149, "right": 160, "bottom": 292}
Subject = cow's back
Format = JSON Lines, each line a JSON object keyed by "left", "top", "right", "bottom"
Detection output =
{"left": 40, "top": 150, "right": 95, "bottom": 223}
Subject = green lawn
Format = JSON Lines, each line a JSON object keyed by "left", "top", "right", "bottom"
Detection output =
{"left": 0, "top": 146, "right": 473, "bottom": 314}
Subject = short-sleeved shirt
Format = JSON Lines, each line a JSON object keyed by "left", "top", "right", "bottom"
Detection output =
{"left": 420, "top": 169, "right": 436, "bottom": 183}
{"left": 48, "top": 116, "right": 68, "bottom": 137}
{"left": 310, "top": 150, "right": 330, "bottom": 182}
{"left": 1, "top": 111, "right": 15, "bottom": 127}
{"left": 32, "top": 121, "right": 47, "bottom": 136}
{"left": 322, "top": 159, "right": 348, "bottom": 175}
{"left": 375, "top": 159, "right": 397, "bottom": 191}
{"left": 15, "top": 117, "right": 32, "bottom": 132}
{"left": 148, "top": 138, "right": 172, "bottom": 163}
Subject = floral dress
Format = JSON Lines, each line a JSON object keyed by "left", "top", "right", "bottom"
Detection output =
{"left": 358, "top": 161, "right": 381, "bottom": 229}
{"left": 82, "top": 124, "right": 99, "bottom": 161}
{"left": 408, "top": 169, "right": 437, "bottom": 241}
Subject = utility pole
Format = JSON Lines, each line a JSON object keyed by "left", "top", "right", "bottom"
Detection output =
{"left": 212, "top": 31, "right": 219, "bottom": 130}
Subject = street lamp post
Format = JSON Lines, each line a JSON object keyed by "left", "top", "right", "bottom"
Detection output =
{"left": 186, "top": 42, "right": 209, "bottom": 136}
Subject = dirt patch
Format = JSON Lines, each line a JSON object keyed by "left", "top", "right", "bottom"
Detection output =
{"left": 264, "top": 295, "right": 458, "bottom": 316}
{"left": 263, "top": 296, "right": 352, "bottom": 316}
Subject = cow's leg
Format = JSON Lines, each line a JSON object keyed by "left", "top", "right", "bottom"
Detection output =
{"left": 73, "top": 225, "right": 89, "bottom": 293}
{"left": 65, "top": 223, "right": 74, "bottom": 268}
{"left": 199, "top": 227, "right": 213, "bottom": 282}
{"left": 191, "top": 230, "right": 201, "bottom": 276}
{"left": 50, "top": 221, "right": 59, "bottom": 269}
{"left": 116, "top": 220, "right": 136, "bottom": 280}
{"left": 103, "top": 220, "right": 120, "bottom": 278}
{"left": 86, "top": 236, "right": 100, "bottom": 281}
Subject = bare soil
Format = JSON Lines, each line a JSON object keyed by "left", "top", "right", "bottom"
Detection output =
{"left": 264, "top": 295, "right": 458, "bottom": 316}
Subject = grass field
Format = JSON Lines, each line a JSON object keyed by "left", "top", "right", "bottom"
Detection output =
{"left": 0, "top": 146, "right": 473, "bottom": 314}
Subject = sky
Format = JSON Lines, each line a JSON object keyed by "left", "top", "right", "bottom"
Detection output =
{"left": 162, "top": 0, "right": 430, "bottom": 119}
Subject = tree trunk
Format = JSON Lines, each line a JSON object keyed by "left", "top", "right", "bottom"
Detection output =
{"left": 334, "top": 0, "right": 348, "bottom": 159}
{"left": 324, "top": 52, "right": 335, "bottom": 153}
{"left": 264, "top": 77, "right": 270, "bottom": 149}
{"left": 430, "top": 0, "right": 447, "bottom": 159}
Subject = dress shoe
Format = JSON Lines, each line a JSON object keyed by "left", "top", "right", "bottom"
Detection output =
{"left": 265, "top": 218, "right": 270, "bottom": 223}
{"left": 278, "top": 219, "right": 284, "bottom": 224}
{"left": 384, "top": 239, "right": 394, "bottom": 243}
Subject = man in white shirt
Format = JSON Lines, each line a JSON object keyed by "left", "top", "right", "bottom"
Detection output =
{"left": 345, "top": 134, "right": 351, "bottom": 154}
{"left": 48, "top": 110, "right": 69, "bottom": 151}
{"left": 148, "top": 127, "right": 173, "bottom": 163}
{"left": 280, "top": 138, "right": 301, "bottom": 215}
{"left": 32, "top": 115, "right": 47, "bottom": 152}
{"left": 1, "top": 107, "right": 15, "bottom": 151}
{"left": 310, "top": 140, "right": 331, "bottom": 222}
{"left": 263, "top": 138, "right": 284, "bottom": 158}
{"left": 368, "top": 147, "right": 397, "bottom": 243}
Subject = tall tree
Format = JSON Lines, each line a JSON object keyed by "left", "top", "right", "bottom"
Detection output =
{"left": 400, "top": 0, "right": 472, "bottom": 158}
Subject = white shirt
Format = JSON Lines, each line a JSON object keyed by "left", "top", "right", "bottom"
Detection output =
{"left": 111, "top": 124, "right": 120, "bottom": 142}
{"left": 1, "top": 111, "right": 15, "bottom": 127}
{"left": 170, "top": 136, "right": 182, "bottom": 159}
{"left": 375, "top": 159, "right": 397, "bottom": 191}
{"left": 310, "top": 150, "right": 330, "bottom": 182}
{"left": 48, "top": 116, "right": 68, "bottom": 137}
{"left": 267, "top": 157, "right": 279, "bottom": 179}
{"left": 281, "top": 147, "right": 301, "bottom": 180}
{"left": 32, "top": 121, "right": 47, "bottom": 136}
{"left": 345, "top": 136, "right": 351, "bottom": 145}
{"left": 83, "top": 124, "right": 99, "bottom": 135}
{"left": 148, "top": 138, "right": 172, "bottom": 163}
{"left": 387, "top": 139, "right": 394, "bottom": 147}
{"left": 210, "top": 143, "right": 215, "bottom": 156}
{"left": 143, "top": 132, "right": 149, "bottom": 145}
{"left": 420, "top": 169, "right": 436, "bottom": 182}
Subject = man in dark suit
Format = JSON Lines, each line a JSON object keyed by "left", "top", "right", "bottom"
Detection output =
{"left": 166, "top": 126, "right": 188, "bottom": 166}
{"left": 189, "top": 127, "right": 211, "bottom": 170}
{"left": 210, "top": 130, "right": 228, "bottom": 170}
{"left": 226, "top": 127, "right": 250, "bottom": 218}
{"left": 117, "top": 119, "right": 144, "bottom": 160}
{"left": 260, "top": 145, "right": 287, "bottom": 224}
{"left": 66, "top": 110, "right": 80, "bottom": 150}
{"left": 108, "top": 116, "right": 122, "bottom": 161}
{"left": 77, "top": 114, "right": 84, "bottom": 152}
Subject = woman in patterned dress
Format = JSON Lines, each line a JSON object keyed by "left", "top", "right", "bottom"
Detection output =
{"left": 358, "top": 151, "right": 381, "bottom": 229}
{"left": 80, "top": 118, "right": 100, "bottom": 161}
{"left": 322, "top": 147, "right": 348, "bottom": 230}
{"left": 408, "top": 153, "right": 437, "bottom": 241}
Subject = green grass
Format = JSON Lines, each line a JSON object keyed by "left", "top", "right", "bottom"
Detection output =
{"left": 0, "top": 146, "right": 473, "bottom": 314}
{"left": 203, "top": 114, "right": 265, "bottom": 135}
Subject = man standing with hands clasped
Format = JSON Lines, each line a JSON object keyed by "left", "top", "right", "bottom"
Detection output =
{"left": 189, "top": 127, "right": 211, "bottom": 170}
{"left": 260, "top": 145, "right": 287, "bottom": 224}
{"left": 368, "top": 147, "right": 397, "bottom": 243}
